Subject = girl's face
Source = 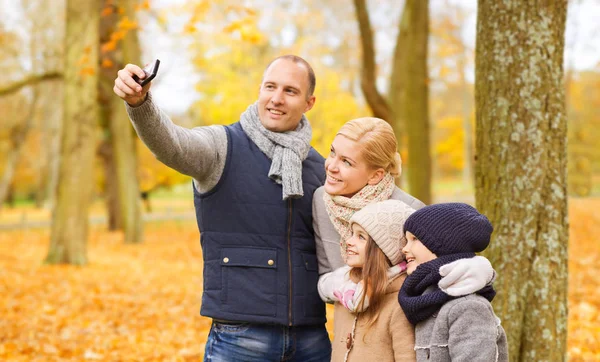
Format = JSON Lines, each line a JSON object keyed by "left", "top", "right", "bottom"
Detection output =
{"left": 324, "top": 135, "right": 384, "bottom": 198}
{"left": 346, "top": 223, "right": 370, "bottom": 268}
{"left": 402, "top": 231, "right": 437, "bottom": 275}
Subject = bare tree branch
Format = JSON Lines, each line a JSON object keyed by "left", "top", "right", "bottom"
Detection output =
{"left": 0, "top": 72, "right": 62, "bottom": 97}
{"left": 352, "top": 0, "right": 393, "bottom": 124}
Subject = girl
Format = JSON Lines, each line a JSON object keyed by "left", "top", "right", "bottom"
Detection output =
{"left": 319, "top": 199, "right": 417, "bottom": 361}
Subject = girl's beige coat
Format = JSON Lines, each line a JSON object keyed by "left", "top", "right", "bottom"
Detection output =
{"left": 331, "top": 274, "right": 416, "bottom": 362}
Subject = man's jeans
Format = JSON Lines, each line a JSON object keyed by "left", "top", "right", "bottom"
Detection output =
{"left": 204, "top": 321, "right": 331, "bottom": 361}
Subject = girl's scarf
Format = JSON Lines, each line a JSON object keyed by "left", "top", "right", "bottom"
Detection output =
{"left": 240, "top": 102, "right": 312, "bottom": 200}
{"left": 335, "top": 262, "right": 407, "bottom": 313}
{"left": 398, "top": 254, "right": 496, "bottom": 325}
{"left": 323, "top": 172, "right": 396, "bottom": 260}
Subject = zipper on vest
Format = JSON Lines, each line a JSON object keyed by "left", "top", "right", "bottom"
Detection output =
{"left": 287, "top": 198, "right": 293, "bottom": 326}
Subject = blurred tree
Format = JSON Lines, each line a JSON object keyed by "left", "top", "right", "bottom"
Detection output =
{"left": 46, "top": 0, "right": 101, "bottom": 265}
{"left": 566, "top": 70, "right": 599, "bottom": 196}
{"left": 352, "top": 0, "right": 393, "bottom": 123}
{"left": 185, "top": 1, "right": 366, "bottom": 158}
{"left": 434, "top": 116, "right": 465, "bottom": 175}
{"left": 137, "top": 137, "right": 191, "bottom": 204}
{"left": 34, "top": 81, "right": 63, "bottom": 209}
{"left": 0, "top": 90, "right": 37, "bottom": 210}
{"left": 353, "top": 0, "right": 432, "bottom": 203}
{"left": 308, "top": 71, "right": 367, "bottom": 157}
{"left": 0, "top": 0, "right": 63, "bottom": 209}
{"left": 475, "top": 1, "right": 568, "bottom": 360}
{"left": 391, "top": 0, "right": 431, "bottom": 204}
{"left": 98, "top": 0, "right": 144, "bottom": 243}
{"left": 0, "top": 93, "right": 27, "bottom": 209}
{"left": 0, "top": 73, "right": 61, "bottom": 97}
{"left": 0, "top": 0, "right": 62, "bottom": 99}
{"left": 0, "top": 21, "right": 32, "bottom": 208}
{"left": 429, "top": 2, "right": 475, "bottom": 187}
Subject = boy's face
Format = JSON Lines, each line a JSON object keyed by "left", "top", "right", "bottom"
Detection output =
{"left": 402, "top": 231, "right": 437, "bottom": 275}
{"left": 345, "top": 223, "right": 369, "bottom": 267}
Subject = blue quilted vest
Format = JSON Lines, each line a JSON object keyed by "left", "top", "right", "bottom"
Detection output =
{"left": 193, "top": 122, "right": 326, "bottom": 326}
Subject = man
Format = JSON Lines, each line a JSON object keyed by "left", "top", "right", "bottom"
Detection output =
{"left": 113, "top": 55, "right": 330, "bottom": 361}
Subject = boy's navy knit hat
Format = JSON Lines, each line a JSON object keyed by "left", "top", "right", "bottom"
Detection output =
{"left": 403, "top": 203, "right": 493, "bottom": 256}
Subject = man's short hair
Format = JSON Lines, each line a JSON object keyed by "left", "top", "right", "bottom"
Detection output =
{"left": 264, "top": 55, "right": 316, "bottom": 98}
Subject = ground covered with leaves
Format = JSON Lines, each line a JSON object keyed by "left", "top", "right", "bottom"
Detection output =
{"left": 0, "top": 199, "right": 598, "bottom": 361}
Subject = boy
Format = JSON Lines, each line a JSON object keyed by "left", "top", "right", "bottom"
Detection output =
{"left": 398, "top": 203, "right": 508, "bottom": 361}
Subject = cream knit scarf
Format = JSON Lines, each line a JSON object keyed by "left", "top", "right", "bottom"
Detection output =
{"left": 240, "top": 102, "right": 312, "bottom": 200}
{"left": 323, "top": 172, "right": 395, "bottom": 259}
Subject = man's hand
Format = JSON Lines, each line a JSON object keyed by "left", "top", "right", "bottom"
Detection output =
{"left": 113, "top": 63, "right": 152, "bottom": 107}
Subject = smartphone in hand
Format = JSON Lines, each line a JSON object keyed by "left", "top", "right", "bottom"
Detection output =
{"left": 133, "top": 59, "right": 160, "bottom": 86}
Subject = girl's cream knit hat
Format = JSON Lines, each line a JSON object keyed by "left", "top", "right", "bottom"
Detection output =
{"left": 350, "top": 200, "right": 415, "bottom": 265}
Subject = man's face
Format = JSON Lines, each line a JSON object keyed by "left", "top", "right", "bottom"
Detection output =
{"left": 257, "top": 59, "right": 316, "bottom": 132}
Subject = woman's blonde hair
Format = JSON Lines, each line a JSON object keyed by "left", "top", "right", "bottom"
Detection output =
{"left": 336, "top": 117, "right": 402, "bottom": 177}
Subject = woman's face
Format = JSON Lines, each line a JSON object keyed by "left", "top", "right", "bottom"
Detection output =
{"left": 324, "top": 135, "right": 383, "bottom": 197}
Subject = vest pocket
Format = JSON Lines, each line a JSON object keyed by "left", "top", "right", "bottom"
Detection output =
{"left": 220, "top": 247, "right": 278, "bottom": 317}
{"left": 302, "top": 253, "right": 324, "bottom": 318}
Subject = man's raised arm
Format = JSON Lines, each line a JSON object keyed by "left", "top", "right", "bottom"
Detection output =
{"left": 113, "top": 63, "right": 227, "bottom": 191}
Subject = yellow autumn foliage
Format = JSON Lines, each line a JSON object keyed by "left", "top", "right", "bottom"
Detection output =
{"left": 434, "top": 116, "right": 472, "bottom": 175}
{"left": 136, "top": 139, "right": 190, "bottom": 193}
{"left": 0, "top": 198, "right": 597, "bottom": 360}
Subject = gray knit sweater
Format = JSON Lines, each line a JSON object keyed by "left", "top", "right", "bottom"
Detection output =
{"left": 125, "top": 93, "right": 227, "bottom": 193}
{"left": 414, "top": 293, "right": 509, "bottom": 361}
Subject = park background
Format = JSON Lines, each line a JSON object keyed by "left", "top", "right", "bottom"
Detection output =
{"left": 1, "top": 0, "right": 599, "bottom": 360}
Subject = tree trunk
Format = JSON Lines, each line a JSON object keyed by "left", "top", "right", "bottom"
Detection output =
{"left": 458, "top": 51, "right": 473, "bottom": 190}
{"left": 37, "top": 82, "right": 63, "bottom": 209}
{"left": 46, "top": 0, "right": 101, "bottom": 265}
{"left": 352, "top": 0, "right": 393, "bottom": 123}
{"left": 388, "top": 4, "right": 408, "bottom": 188}
{"left": 98, "top": 139, "right": 121, "bottom": 230}
{"left": 0, "top": 91, "right": 37, "bottom": 210}
{"left": 111, "top": 0, "right": 143, "bottom": 243}
{"left": 475, "top": 1, "right": 568, "bottom": 361}
{"left": 5, "top": 184, "right": 16, "bottom": 208}
{"left": 396, "top": 0, "right": 432, "bottom": 204}
{"left": 354, "top": 0, "right": 433, "bottom": 197}
{"left": 99, "top": 0, "right": 144, "bottom": 243}
{"left": 43, "top": 97, "right": 63, "bottom": 211}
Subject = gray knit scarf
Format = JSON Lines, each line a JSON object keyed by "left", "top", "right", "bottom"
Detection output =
{"left": 240, "top": 102, "right": 313, "bottom": 200}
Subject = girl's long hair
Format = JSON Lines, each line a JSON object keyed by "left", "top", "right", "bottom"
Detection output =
{"left": 349, "top": 236, "right": 392, "bottom": 329}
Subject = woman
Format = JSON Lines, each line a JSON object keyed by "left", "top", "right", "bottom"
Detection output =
{"left": 313, "top": 117, "right": 423, "bottom": 275}
{"left": 314, "top": 117, "right": 494, "bottom": 309}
